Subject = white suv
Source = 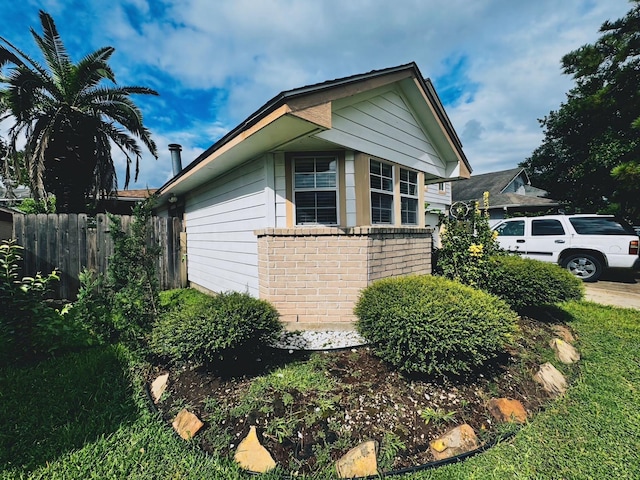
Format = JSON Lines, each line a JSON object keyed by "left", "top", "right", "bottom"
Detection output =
{"left": 492, "top": 215, "right": 640, "bottom": 282}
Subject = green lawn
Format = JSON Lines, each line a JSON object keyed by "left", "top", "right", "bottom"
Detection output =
{"left": 1, "top": 301, "right": 639, "bottom": 479}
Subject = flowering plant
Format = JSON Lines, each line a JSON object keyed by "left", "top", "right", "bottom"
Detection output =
{"left": 434, "top": 192, "right": 503, "bottom": 287}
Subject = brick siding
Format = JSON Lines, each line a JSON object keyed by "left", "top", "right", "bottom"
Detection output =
{"left": 256, "top": 227, "right": 432, "bottom": 325}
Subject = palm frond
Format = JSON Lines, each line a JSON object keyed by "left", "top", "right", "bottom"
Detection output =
{"left": 73, "top": 46, "right": 116, "bottom": 93}
{"left": 31, "top": 10, "right": 72, "bottom": 89}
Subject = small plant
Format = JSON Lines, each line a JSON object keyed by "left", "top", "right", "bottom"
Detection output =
{"left": 378, "top": 432, "right": 406, "bottom": 471}
{"left": 354, "top": 275, "right": 519, "bottom": 376}
{"left": 150, "top": 290, "right": 283, "bottom": 365}
{"left": 420, "top": 407, "right": 457, "bottom": 425}
{"left": 484, "top": 255, "right": 584, "bottom": 313}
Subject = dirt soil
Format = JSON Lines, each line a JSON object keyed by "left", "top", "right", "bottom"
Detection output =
{"left": 146, "top": 313, "right": 575, "bottom": 475}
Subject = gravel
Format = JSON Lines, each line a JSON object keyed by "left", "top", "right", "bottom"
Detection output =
{"left": 271, "top": 329, "right": 367, "bottom": 351}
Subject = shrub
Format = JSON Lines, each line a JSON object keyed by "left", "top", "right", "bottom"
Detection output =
{"left": 104, "top": 198, "right": 161, "bottom": 346}
{"left": 150, "top": 290, "right": 283, "bottom": 365}
{"left": 483, "top": 255, "right": 584, "bottom": 313}
{"left": 0, "top": 240, "right": 88, "bottom": 364}
{"left": 69, "top": 268, "right": 114, "bottom": 344}
{"left": 354, "top": 275, "right": 518, "bottom": 376}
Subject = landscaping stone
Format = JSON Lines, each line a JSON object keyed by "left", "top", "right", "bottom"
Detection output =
{"left": 552, "top": 325, "right": 575, "bottom": 343}
{"left": 428, "top": 424, "right": 479, "bottom": 461}
{"left": 172, "top": 408, "right": 204, "bottom": 440}
{"left": 533, "top": 362, "right": 567, "bottom": 397}
{"left": 487, "top": 398, "right": 528, "bottom": 424}
{"left": 234, "top": 426, "right": 276, "bottom": 473}
{"left": 150, "top": 373, "right": 169, "bottom": 403}
{"left": 549, "top": 338, "right": 580, "bottom": 364}
{"left": 335, "top": 440, "right": 378, "bottom": 478}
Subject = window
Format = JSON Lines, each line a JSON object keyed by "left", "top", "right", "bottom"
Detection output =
{"left": 370, "top": 160, "right": 394, "bottom": 224}
{"left": 438, "top": 182, "right": 446, "bottom": 193}
{"left": 569, "top": 217, "right": 636, "bottom": 235}
{"left": 532, "top": 219, "right": 565, "bottom": 236}
{"left": 400, "top": 168, "right": 418, "bottom": 224}
{"left": 495, "top": 220, "right": 525, "bottom": 236}
{"left": 293, "top": 156, "right": 337, "bottom": 225}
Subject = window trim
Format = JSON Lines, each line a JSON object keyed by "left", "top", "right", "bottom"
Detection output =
{"left": 291, "top": 154, "right": 340, "bottom": 226}
{"left": 400, "top": 167, "right": 419, "bottom": 225}
{"left": 369, "top": 159, "right": 395, "bottom": 224}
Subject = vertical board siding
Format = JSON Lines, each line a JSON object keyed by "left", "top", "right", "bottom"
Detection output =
{"left": 185, "top": 157, "right": 266, "bottom": 297}
{"left": 12, "top": 213, "right": 182, "bottom": 299}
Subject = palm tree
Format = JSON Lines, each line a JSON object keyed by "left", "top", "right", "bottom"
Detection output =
{"left": 0, "top": 10, "right": 158, "bottom": 213}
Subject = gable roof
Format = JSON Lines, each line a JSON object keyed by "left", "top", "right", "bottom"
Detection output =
{"left": 452, "top": 167, "right": 525, "bottom": 201}
{"left": 452, "top": 167, "right": 559, "bottom": 209}
{"left": 157, "top": 62, "right": 471, "bottom": 201}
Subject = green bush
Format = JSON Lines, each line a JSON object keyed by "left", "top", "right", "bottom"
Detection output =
{"left": 483, "top": 255, "right": 584, "bottom": 313}
{"left": 354, "top": 275, "right": 518, "bottom": 376}
{"left": 0, "top": 240, "right": 89, "bottom": 364}
{"left": 150, "top": 290, "right": 283, "bottom": 365}
{"left": 68, "top": 268, "right": 114, "bottom": 344}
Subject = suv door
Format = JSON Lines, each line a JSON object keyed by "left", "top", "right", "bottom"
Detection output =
{"left": 493, "top": 219, "right": 526, "bottom": 254}
{"left": 526, "top": 218, "right": 566, "bottom": 263}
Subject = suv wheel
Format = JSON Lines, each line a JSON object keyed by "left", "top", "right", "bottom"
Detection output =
{"left": 563, "top": 253, "right": 603, "bottom": 282}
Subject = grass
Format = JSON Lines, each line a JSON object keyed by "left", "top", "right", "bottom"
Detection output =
{"left": 1, "top": 300, "right": 639, "bottom": 479}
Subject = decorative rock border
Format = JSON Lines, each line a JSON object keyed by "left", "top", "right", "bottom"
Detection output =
{"left": 147, "top": 326, "right": 582, "bottom": 477}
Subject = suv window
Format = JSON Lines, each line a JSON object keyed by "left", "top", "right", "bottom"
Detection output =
{"left": 495, "top": 220, "right": 525, "bottom": 236}
{"left": 569, "top": 217, "right": 636, "bottom": 235}
{"left": 532, "top": 219, "right": 565, "bottom": 236}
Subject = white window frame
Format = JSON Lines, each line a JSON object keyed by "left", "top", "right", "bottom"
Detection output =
{"left": 400, "top": 167, "right": 419, "bottom": 225}
{"left": 370, "top": 159, "right": 394, "bottom": 224}
{"left": 292, "top": 155, "right": 339, "bottom": 226}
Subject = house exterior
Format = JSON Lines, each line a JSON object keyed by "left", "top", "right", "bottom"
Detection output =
{"left": 452, "top": 167, "right": 560, "bottom": 226}
{"left": 156, "top": 63, "right": 471, "bottom": 326}
{"left": 0, "top": 206, "right": 22, "bottom": 240}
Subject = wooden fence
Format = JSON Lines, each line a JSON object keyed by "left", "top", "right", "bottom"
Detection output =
{"left": 12, "top": 213, "right": 185, "bottom": 299}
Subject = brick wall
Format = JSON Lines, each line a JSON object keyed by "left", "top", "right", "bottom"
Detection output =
{"left": 256, "top": 227, "right": 431, "bottom": 325}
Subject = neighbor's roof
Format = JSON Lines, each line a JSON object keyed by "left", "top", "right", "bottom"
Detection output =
{"left": 158, "top": 62, "right": 471, "bottom": 199}
{"left": 452, "top": 167, "right": 559, "bottom": 209}
{"left": 452, "top": 167, "right": 526, "bottom": 201}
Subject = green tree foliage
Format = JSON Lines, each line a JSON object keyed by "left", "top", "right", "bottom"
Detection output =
{"left": 521, "top": 1, "right": 640, "bottom": 223}
{"left": 0, "top": 10, "right": 158, "bottom": 213}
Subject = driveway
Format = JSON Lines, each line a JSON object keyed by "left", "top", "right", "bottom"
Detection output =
{"left": 583, "top": 270, "right": 640, "bottom": 310}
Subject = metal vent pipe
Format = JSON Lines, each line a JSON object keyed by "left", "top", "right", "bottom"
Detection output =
{"left": 168, "top": 143, "right": 183, "bottom": 176}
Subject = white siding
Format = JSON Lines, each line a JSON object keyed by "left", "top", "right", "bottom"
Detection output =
{"left": 185, "top": 156, "right": 267, "bottom": 297}
{"left": 315, "top": 90, "right": 447, "bottom": 177}
{"left": 424, "top": 182, "right": 451, "bottom": 211}
{"left": 274, "top": 152, "right": 287, "bottom": 227}
{"left": 344, "top": 150, "right": 357, "bottom": 227}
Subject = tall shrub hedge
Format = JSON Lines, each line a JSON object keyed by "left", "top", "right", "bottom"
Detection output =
{"left": 354, "top": 275, "right": 519, "bottom": 376}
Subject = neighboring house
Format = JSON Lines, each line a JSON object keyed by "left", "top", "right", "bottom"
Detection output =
{"left": 95, "top": 189, "right": 158, "bottom": 214}
{"left": 156, "top": 63, "right": 472, "bottom": 325}
{"left": 0, "top": 206, "right": 23, "bottom": 240}
{"left": 451, "top": 167, "right": 560, "bottom": 225}
{"left": 424, "top": 180, "right": 451, "bottom": 248}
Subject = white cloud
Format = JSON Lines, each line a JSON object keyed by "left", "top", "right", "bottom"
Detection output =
{"left": 0, "top": 0, "right": 633, "bottom": 186}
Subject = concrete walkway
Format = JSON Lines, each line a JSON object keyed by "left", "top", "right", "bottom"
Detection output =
{"left": 583, "top": 270, "right": 640, "bottom": 310}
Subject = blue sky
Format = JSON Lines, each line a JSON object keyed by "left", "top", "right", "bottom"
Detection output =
{"left": 0, "top": 0, "right": 632, "bottom": 190}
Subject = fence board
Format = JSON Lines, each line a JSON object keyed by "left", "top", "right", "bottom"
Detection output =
{"left": 12, "top": 213, "right": 182, "bottom": 299}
